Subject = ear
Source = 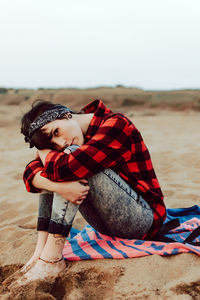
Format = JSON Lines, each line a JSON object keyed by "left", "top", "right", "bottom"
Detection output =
{"left": 66, "top": 112, "right": 72, "bottom": 119}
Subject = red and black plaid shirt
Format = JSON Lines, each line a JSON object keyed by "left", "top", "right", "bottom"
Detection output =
{"left": 23, "top": 99, "right": 166, "bottom": 238}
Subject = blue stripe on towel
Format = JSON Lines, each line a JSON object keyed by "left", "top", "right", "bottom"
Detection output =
{"left": 106, "top": 241, "right": 128, "bottom": 258}
{"left": 70, "top": 239, "right": 91, "bottom": 260}
{"left": 120, "top": 241, "right": 153, "bottom": 255}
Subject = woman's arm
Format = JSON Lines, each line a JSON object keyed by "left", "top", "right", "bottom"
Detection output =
{"left": 32, "top": 171, "right": 57, "bottom": 192}
{"left": 32, "top": 172, "right": 90, "bottom": 203}
{"left": 24, "top": 116, "right": 132, "bottom": 189}
{"left": 23, "top": 148, "right": 72, "bottom": 193}
{"left": 40, "top": 116, "right": 132, "bottom": 182}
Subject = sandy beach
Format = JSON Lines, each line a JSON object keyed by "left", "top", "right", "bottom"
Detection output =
{"left": 0, "top": 89, "right": 200, "bottom": 299}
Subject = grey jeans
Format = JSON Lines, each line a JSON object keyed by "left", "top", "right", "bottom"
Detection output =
{"left": 37, "top": 146, "right": 154, "bottom": 239}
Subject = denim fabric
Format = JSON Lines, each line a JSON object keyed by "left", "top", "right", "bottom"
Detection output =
{"left": 37, "top": 145, "right": 154, "bottom": 238}
{"left": 79, "top": 168, "right": 153, "bottom": 239}
{"left": 37, "top": 144, "right": 82, "bottom": 236}
{"left": 48, "top": 193, "right": 79, "bottom": 236}
{"left": 37, "top": 191, "right": 53, "bottom": 231}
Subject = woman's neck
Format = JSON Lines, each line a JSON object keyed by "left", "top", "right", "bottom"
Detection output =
{"left": 73, "top": 113, "right": 94, "bottom": 135}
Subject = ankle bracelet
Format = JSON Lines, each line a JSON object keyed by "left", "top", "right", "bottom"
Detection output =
{"left": 39, "top": 257, "right": 63, "bottom": 264}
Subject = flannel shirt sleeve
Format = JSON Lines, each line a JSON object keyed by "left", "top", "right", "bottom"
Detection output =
{"left": 40, "top": 116, "right": 132, "bottom": 182}
{"left": 23, "top": 159, "right": 44, "bottom": 193}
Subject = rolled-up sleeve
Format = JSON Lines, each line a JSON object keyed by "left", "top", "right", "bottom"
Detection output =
{"left": 23, "top": 160, "right": 43, "bottom": 193}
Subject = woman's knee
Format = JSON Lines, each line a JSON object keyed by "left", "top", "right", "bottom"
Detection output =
{"left": 87, "top": 168, "right": 135, "bottom": 203}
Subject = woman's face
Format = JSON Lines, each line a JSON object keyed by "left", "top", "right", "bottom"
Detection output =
{"left": 41, "top": 117, "right": 84, "bottom": 150}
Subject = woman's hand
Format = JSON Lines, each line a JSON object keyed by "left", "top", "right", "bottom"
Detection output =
{"left": 54, "top": 179, "right": 90, "bottom": 205}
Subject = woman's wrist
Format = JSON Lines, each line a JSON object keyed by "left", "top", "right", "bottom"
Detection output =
{"left": 51, "top": 182, "right": 61, "bottom": 193}
{"left": 44, "top": 180, "right": 58, "bottom": 193}
{"left": 32, "top": 172, "right": 58, "bottom": 192}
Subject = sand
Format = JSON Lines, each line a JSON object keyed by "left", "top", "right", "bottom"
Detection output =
{"left": 0, "top": 97, "right": 200, "bottom": 299}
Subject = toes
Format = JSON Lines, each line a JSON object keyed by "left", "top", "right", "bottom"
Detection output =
{"left": 8, "top": 277, "right": 28, "bottom": 291}
{"left": 2, "top": 259, "right": 39, "bottom": 291}
{"left": 2, "top": 268, "right": 24, "bottom": 289}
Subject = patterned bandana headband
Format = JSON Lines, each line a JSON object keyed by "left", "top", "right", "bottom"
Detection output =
{"left": 28, "top": 105, "right": 72, "bottom": 140}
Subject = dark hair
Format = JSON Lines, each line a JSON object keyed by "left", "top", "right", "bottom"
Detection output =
{"left": 21, "top": 99, "right": 79, "bottom": 150}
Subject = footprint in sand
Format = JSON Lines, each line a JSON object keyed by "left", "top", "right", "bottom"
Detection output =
{"left": 18, "top": 225, "right": 36, "bottom": 230}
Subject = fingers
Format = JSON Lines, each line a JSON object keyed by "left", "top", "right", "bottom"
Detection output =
{"left": 79, "top": 185, "right": 90, "bottom": 193}
{"left": 74, "top": 192, "right": 88, "bottom": 201}
{"left": 82, "top": 190, "right": 89, "bottom": 196}
{"left": 75, "top": 192, "right": 88, "bottom": 204}
{"left": 83, "top": 186, "right": 90, "bottom": 192}
{"left": 79, "top": 179, "right": 88, "bottom": 183}
{"left": 79, "top": 179, "right": 89, "bottom": 186}
{"left": 64, "top": 194, "right": 86, "bottom": 205}
{"left": 76, "top": 195, "right": 87, "bottom": 201}
{"left": 74, "top": 198, "right": 84, "bottom": 205}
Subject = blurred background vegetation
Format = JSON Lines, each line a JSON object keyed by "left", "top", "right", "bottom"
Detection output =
{"left": 0, "top": 86, "right": 200, "bottom": 111}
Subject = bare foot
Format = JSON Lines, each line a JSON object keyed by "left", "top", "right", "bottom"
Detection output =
{"left": 26, "top": 258, "right": 66, "bottom": 280}
{"left": 2, "top": 255, "right": 39, "bottom": 288}
{"left": 8, "top": 258, "right": 66, "bottom": 289}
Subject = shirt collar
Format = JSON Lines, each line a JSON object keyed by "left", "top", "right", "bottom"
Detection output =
{"left": 81, "top": 99, "right": 113, "bottom": 140}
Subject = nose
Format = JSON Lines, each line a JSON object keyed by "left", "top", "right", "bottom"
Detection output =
{"left": 55, "top": 137, "right": 68, "bottom": 150}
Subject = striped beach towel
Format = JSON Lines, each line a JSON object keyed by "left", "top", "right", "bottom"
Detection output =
{"left": 63, "top": 205, "right": 200, "bottom": 260}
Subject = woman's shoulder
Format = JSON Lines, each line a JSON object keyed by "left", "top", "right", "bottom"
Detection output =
{"left": 101, "top": 112, "right": 136, "bottom": 137}
{"left": 103, "top": 112, "right": 133, "bottom": 127}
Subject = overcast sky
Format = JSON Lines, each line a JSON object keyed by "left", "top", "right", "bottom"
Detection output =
{"left": 0, "top": 0, "right": 199, "bottom": 90}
